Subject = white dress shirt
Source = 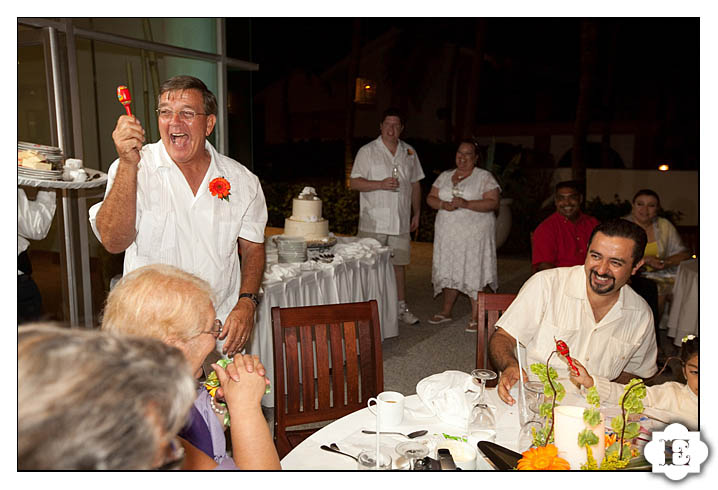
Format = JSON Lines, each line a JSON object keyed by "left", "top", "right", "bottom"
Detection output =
{"left": 350, "top": 136, "right": 425, "bottom": 235}
{"left": 18, "top": 189, "right": 56, "bottom": 274}
{"left": 89, "top": 141, "right": 268, "bottom": 321}
{"left": 496, "top": 265, "right": 658, "bottom": 380}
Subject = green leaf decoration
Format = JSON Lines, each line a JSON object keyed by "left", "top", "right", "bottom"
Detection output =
{"left": 586, "top": 386, "right": 600, "bottom": 408}
{"left": 530, "top": 363, "right": 547, "bottom": 380}
{"left": 577, "top": 429, "right": 599, "bottom": 448}
{"left": 539, "top": 402, "right": 554, "bottom": 419}
{"left": 623, "top": 422, "right": 641, "bottom": 440}
{"left": 581, "top": 445, "right": 598, "bottom": 470}
{"left": 583, "top": 408, "right": 601, "bottom": 428}
{"left": 611, "top": 416, "right": 624, "bottom": 434}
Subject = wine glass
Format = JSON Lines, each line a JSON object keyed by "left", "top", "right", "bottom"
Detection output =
{"left": 524, "top": 381, "right": 545, "bottom": 416}
{"left": 518, "top": 420, "right": 544, "bottom": 453}
{"left": 357, "top": 449, "right": 392, "bottom": 470}
{"left": 468, "top": 402, "right": 496, "bottom": 442}
{"left": 395, "top": 441, "right": 429, "bottom": 470}
{"left": 451, "top": 184, "right": 463, "bottom": 198}
{"left": 470, "top": 368, "right": 497, "bottom": 405}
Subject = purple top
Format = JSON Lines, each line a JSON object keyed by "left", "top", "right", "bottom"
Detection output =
{"left": 179, "top": 388, "right": 237, "bottom": 470}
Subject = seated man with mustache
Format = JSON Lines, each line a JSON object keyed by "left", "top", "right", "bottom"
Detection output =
{"left": 489, "top": 219, "right": 657, "bottom": 405}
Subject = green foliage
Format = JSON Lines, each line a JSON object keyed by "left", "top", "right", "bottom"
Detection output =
{"left": 619, "top": 379, "right": 647, "bottom": 414}
{"left": 531, "top": 424, "right": 552, "bottom": 447}
{"left": 530, "top": 363, "right": 566, "bottom": 402}
{"left": 586, "top": 387, "right": 600, "bottom": 408}
{"left": 539, "top": 402, "right": 554, "bottom": 419}
{"left": 577, "top": 429, "right": 599, "bottom": 448}
{"left": 583, "top": 408, "right": 602, "bottom": 428}
{"left": 581, "top": 445, "right": 598, "bottom": 470}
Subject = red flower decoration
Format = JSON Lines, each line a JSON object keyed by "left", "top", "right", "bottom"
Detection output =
{"left": 209, "top": 176, "right": 231, "bottom": 201}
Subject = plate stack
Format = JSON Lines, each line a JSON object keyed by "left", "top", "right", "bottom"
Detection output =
{"left": 276, "top": 235, "right": 307, "bottom": 263}
{"left": 18, "top": 141, "right": 65, "bottom": 181}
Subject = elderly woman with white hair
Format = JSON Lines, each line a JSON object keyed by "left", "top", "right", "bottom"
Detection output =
{"left": 18, "top": 323, "right": 196, "bottom": 470}
{"left": 101, "top": 263, "right": 280, "bottom": 470}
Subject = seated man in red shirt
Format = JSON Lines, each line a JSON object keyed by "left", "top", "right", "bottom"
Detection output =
{"left": 532, "top": 181, "right": 599, "bottom": 273}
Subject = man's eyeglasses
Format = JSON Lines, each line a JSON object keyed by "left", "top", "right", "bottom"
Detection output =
{"left": 155, "top": 108, "right": 209, "bottom": 122}
{"left": 202, "top": 319, "right": 223, "bottom": 338}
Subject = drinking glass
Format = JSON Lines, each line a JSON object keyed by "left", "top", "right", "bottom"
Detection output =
{"left": 451, "top": 184, "right": 463, "bottom": 198}
{"left": 468, "top": 402, "right": 496, "bottom": 442}
{"left": 391, "top": 166, "right": 400, "bottom": 191}
{"left": 518, "top": 420, "right": 544, "bottom": 453}
{"left": 470, "top": 368, "right": 497, "bottom": 405}
{"left": 357, "top": 449, "right": 392, "bottom": 470}
{"left": 395, "top": 441, "right": 429, "bottom": 470}
{"left": 524, "top": 381, "right": 545, "bottom": 416}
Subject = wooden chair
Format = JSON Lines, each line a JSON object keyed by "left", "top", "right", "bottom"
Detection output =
{"left": 476, "top": 292, "right": 517, "bottom": 376}
{"left": 271, "top": 300, "right": 384, "bottom": 459}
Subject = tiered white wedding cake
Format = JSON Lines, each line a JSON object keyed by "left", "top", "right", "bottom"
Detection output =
{"left": 283, "top": 187, "right": 330, "bottom": 242}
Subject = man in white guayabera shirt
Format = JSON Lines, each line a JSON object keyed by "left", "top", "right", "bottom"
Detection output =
{"left": 350, "top": 108, "right": 425, "bottom": 325}
{"left": 489, "top": 219, "right": 658, "bottom": 406}
{"left": 89, "top": 76, "right": 267, "bottom": 357}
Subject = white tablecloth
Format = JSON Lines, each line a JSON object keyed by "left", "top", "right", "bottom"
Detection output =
{"left": 280, "top": 386, "right": 591, "bottom": 470}
{"left": 249, "top": 237, "right": 399, "bottom": 407}
{"left": 666, "top": 259, "right": 698, "bottom": 347}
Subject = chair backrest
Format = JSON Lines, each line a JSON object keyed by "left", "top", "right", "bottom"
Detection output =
{"left": 476, "top": 292, "right": 517, "bottom": 372}
{"left": 271, "top": 300, "right": 383, "bottom": 457}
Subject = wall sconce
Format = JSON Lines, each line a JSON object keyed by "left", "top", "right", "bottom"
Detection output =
{"left": 354, "top": 78, "right": 377, "bottom": 104}
{"left": 658, "top": 164, "right": 670, "bottom": 171}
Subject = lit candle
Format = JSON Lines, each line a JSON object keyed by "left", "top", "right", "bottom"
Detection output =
{"left": 553, "top": 406, "right": 605, "bottom": 469}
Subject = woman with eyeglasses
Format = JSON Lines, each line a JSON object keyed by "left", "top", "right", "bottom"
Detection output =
{"left": 101, "top": 263, "right": 281, "bottom": 470}
{"left": 19, "top": 323, "right": 196, "bottom": 470}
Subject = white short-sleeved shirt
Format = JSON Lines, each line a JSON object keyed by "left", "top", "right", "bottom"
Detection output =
{"left": 350, "top": 136, "right": 425, "bottom": 235}
{"left": 495, "top": 265, "right": 657, "bottom": 380}
{"left": 88, "top": 141, "right": 268, "bottom": 321}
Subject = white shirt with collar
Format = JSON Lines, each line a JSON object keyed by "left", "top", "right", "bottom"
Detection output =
{"left": 89, "top": 140, "right": 268, "bottom": 321}
{"left": 496, "top": 265, "right": 657, "bottom": 380}
{"left": 350, "top": 136, "right": 425, "bottom": 235}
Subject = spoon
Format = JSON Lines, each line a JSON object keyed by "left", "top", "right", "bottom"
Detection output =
{"left": 361, "top": 429, "right": 428, "bottom": 438}
{"left": 320, "top": 444, "right": 358, "bottom": 461}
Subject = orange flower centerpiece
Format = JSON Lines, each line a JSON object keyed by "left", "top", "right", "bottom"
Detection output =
{"left": 209, "top": 176, "right": 231, "bottom": 201}
{"left": 517, "top": 444, "right": 570, "bottom": 470}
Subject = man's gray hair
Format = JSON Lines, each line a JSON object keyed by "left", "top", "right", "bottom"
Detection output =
{"left": 158, "top": 75, "right": 218, "bottom": 115}
{"left": 18, "top": 323, "right": 196, "bottom": 470}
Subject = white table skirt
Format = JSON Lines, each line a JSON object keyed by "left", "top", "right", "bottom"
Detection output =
{"left": 666, "top": 259, "right": 698, "bottom": 347}
{"left": 249, "top": 238, "right": 399, "bottom": 407}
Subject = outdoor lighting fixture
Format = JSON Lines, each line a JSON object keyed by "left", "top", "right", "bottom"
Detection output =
{"left": 354, "top": 77, "right": 377, "bottom": 104}
{"left": 658, "top": 164, "right": 669, "bottom": 171}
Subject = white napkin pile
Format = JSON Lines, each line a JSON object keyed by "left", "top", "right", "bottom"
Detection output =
{"left": 416, "top": 370, "right": 482, "bottom": 429}
{"left": 262, "top": 263, "right": 301, "bottom": 283}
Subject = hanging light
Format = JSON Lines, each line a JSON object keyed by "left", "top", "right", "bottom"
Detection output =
{"left": 658, "top": 164, "right": 670, "bottom": 171}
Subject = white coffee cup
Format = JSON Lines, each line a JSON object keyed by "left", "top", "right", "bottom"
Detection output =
{"left": 436, "top": 440, "right": 477, "bottom": 470}
{"left": 367, "top": 391, "right": 404, "bottom": 428}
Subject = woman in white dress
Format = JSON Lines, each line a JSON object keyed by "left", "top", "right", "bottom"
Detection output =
{"left": 426, "top": 140, "right": 501, "bottom": 332}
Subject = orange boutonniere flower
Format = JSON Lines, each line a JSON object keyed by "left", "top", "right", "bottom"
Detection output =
{"left": 209, "top": 176, "right": 231, "bottom": 201}
{"left": 407, "top": 148, "right": 414, "bottom": 156}
{"left": 517, "top": 444, "right": 570, "bottom": 470}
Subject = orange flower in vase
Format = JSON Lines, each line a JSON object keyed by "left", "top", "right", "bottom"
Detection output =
{"left": 209, "top": 177, "right": 231, "bottom": 201}
{"left": 517, "top": 444, "right": 570, "bottom": 470}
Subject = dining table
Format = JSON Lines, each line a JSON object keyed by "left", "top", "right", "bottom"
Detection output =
{"left": 279, "top": 377, "right": 671, "bottom": 471}
{"left": 665, "top": 258, "right": 698, "bottom": 347}
{"left": 248, "top": 236, "right": 399, "bottom": 407}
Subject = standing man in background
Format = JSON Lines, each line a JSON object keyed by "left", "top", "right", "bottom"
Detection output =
{"left": 350, "top": 108, "right": 425, "bottom": 324}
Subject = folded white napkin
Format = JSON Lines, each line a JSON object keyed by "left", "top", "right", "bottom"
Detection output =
{"left": 416, "top": 370, "right": 482, "bottom": 429}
